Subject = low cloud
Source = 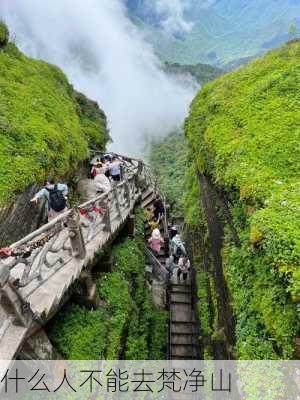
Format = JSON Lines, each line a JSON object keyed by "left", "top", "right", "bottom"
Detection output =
{"left": 0, "top": 0, "right": 195, "bottom": 156}
{"left": 148, "top": 0, "right": 193, "bottom": 35}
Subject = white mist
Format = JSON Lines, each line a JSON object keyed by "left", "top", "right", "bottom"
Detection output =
{"left": 0, "top": 0, "right": 196, "bottom": 156}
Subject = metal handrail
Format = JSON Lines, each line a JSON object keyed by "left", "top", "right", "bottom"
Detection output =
{"left": 144, "top": 245, "right": 169, "bottom": 274}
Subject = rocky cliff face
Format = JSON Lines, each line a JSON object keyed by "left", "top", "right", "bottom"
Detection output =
{"left": 0, "top": 184, "right": 46, "bottom": 246}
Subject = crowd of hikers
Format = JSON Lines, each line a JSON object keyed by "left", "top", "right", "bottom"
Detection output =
{"left": 91, "top": 154, "right": 123, "bottom": 194}
{"left": 29, "top": 152, "right": 190, "bottom": 280}
{"left": 146, "top": 200, "right": 191, "bottom": 282}
{"left": 30, "top": 154, "right": 124, "bottom": 222}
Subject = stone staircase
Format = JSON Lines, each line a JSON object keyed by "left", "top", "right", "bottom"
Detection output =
{"left": 142, "top": 187, "right": 200, "bottom": 360}
{"left": 169, "top": 278, "right": 199, "bottom": 359}
{"left": 0, "top": 155, "right": 150, "bottom": 361}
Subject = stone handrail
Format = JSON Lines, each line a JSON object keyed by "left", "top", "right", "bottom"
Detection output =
{"left": 0, "top": 159, "right": 144, "bottom": 310}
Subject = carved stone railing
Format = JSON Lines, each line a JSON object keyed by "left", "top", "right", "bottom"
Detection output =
{"left": 0, "top": 156, "right": 147, "bottom": 312}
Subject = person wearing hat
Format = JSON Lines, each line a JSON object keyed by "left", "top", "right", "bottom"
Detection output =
{"left": 169, "top": 226, "right": 178, "bottom": 239}
{"left": 148, "top": 228, "right": 164, "bottom": 254}
{"left": 91, "top": 159, "right": 107, "bottom": 178}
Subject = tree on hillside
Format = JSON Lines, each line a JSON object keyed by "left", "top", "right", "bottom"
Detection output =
{"left": 288, "top": 21, "right": 297, "bottom": 40}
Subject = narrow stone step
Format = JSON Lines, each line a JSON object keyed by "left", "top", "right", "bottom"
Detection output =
{"left": 145, "top": 265, "right": 153, "bottom": 274}
{"left": 171, "top": 344, "right": 198, "bottom": 358}
{"left": 170, "top": 292, "right": 191, "bottom": 304}
{"left": 170, "top": 322, "right": 198, "bottom": 335}
{"left": 141, "top": 188, "right": 154, "bottom": 201}
{"left": 171, "top": 285, "right": 191, "bottom": 294}
{"left": 171, "top": 304, "right": 195, "bottom": 323}
{"left": 141, "top": 194, "right": 156, "bottom": 209}
{"left": 171, "top": 334, "right": 198, "bottom": 346}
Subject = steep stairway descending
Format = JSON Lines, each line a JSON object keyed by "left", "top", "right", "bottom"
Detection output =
{"left": 169, "top": 275, "right": 199, "bottom": 360}
{"left": 141, "top": 189, "right": 200, "bottom": 360}
{"left": 141, "top": 188, "right": 157, "bottom": 210}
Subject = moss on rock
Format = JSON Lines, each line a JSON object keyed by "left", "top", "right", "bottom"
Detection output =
{"left": 0, "top": 26, "right": 109, "bottom": 206}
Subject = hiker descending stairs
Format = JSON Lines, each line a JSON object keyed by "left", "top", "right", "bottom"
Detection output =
{"left": 142, "top": 188, "right": 200, "bottom": 360}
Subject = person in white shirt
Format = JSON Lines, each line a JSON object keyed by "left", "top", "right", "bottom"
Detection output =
{"left": 109, "top": 157, "right": 122, "bottom": 182}
{"left": 177, "top": 256, "right": 191, "bottom": 281}
{"left": 94, "top": 172, "right": 111, "bottom": 193}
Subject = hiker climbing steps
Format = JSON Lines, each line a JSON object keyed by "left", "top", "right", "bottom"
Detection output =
{"left": 0, "top": 151, "right": 201, "bottom": 363}
{"left": 143, "top": 186, "right": 200, "bottom": 360}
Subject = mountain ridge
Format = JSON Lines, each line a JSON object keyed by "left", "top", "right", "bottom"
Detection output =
{"left": 125, "top": 0, "right": 300, "bottom": 67}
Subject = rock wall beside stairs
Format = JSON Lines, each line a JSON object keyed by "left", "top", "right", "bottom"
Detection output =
{"left": 0, "top": 184, "right": 47, "bottom": 246}
{"left": 0, "top": 163, "right": 88, "bottom": 246}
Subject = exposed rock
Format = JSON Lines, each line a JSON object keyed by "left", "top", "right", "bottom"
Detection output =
{"left": 152, "top": 279, "right": 166, "bottom": 309}
{"left": 18, "top": 329, "right": 61, "bottom": 359}
{"left": 0, "top": 184, "right": 47, "bottom": 246}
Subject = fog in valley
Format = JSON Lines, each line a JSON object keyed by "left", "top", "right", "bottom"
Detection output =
{"left": 0, "top": 0, "right": 196, "bottom": 155}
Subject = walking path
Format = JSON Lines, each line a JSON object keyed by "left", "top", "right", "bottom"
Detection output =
{"left": 0, "top": 154, "right": 154, "bottom": 361}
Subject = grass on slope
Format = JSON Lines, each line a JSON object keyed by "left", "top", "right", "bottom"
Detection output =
{"left": 164, "top": 62, "right": 223, "bottom": 86}
{"left": 185, "top": 39, "right": 300, "bottom": 300}
{"left": 148, "top": 131, "right": 188, "bottom": 216}
{"left": 185, "top": 40, "right": 300, "bottom": 358}
{"left": 0, "top": 24, "right": 109, "bottom": 206}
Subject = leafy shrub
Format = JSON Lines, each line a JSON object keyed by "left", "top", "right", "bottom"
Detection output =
{"left": 48, "top": 304, "right": 108, "bottom": 359}
{"left": 48, "top": 209, "right": 167, "bottom": 360}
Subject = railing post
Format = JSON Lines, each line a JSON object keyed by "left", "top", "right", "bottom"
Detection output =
{"left": 137, "top": 161, "right": 143, "bottom": 175}
{"left": 113, "top": 185, "right": 122, "bottom": 217}
{"left": 101, "top": 195, "right": 111, "bottom": 233}
{"left": 124, "top": 178, "right": 130, "bottom": 207}
{"left": 67, "top": 209, "right": 86, "bottom": 259}
{"left": 0, "top": 263, "right": 10, "bottom": 289}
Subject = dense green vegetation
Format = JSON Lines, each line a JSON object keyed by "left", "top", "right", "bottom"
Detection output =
{"left": 164, "top": 62, "right": 223, "bottom": 86}
{"left": 0, "top": 23, "right": 109, "bottom": 206}
{"left": 48, "top": 210, "right": 167, "bottom": 359}
{"left": 148, "top": 41, "right": 299, "bottom": 360}
{"left": 185, "top": 41, "right": 300, "bottom": 359}
{"left": 148, "top": 131, "right": 188, "bottom": 216}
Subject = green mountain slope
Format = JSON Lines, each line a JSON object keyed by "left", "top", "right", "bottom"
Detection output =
{"left": 0, "top": 23, "right": 109, "bottom": 206}
{"left": 127, "top": 0, "right": 300, "bottom": 67}
{"left": 164, "top": 61, "right": 223, "bottom": 85}
{"left": 185, "top": 40, "right": 300, "bottom": 358}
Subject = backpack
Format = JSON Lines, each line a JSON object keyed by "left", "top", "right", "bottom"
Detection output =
{"left": 175, "top": 245, "right": 183, "bottom": 257}
{"left": 91, "top": 167, "right": 97, "bottom": 178}
{"left": 46, "top": 185, "right": 66, "bottom": 212}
